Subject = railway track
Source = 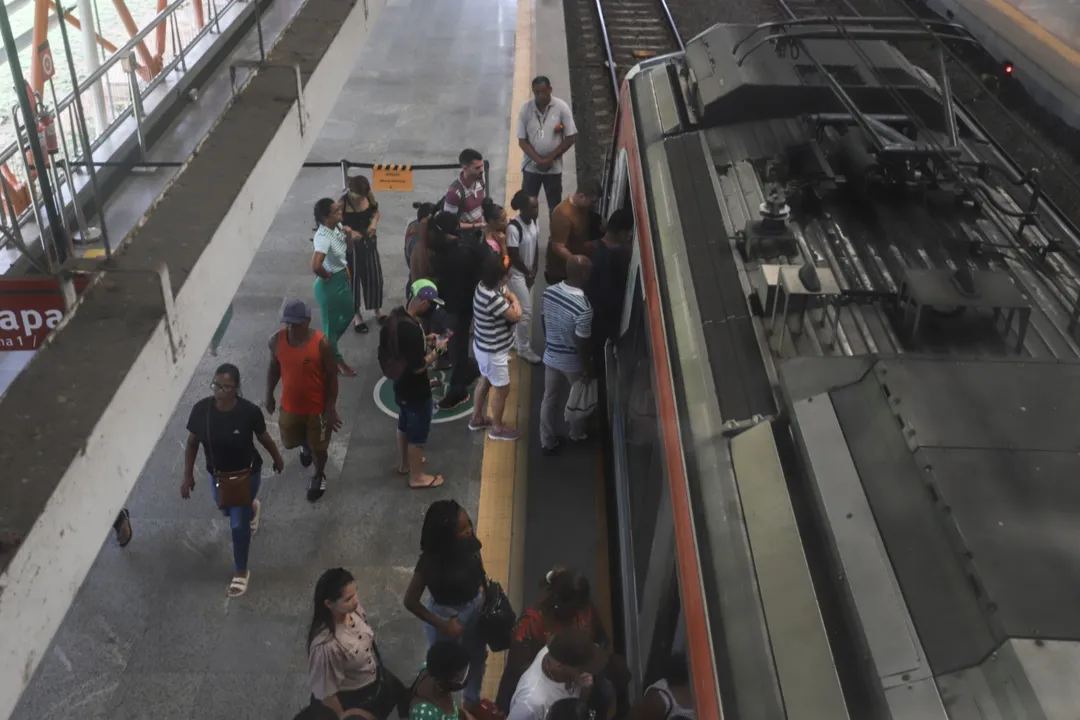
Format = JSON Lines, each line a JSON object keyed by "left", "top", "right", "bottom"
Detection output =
{"left": 567, "top": 0, "right": 683, "bottom": 181}
{"left": 763, "top": 0, "right": 1080, "bottom": 245}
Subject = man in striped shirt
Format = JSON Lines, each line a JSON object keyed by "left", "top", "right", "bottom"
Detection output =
{"left": 539, "top": 255, "right": 594, "bottom": 454}
{"left": 443, "top": 148, "right": 487, "bottom": 232}
{"left": 470, "top": 252, "right": 524, "bottom": 441}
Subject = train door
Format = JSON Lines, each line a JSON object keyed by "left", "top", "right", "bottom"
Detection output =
{"left": 605, "top": 144, "right": 690, "bottom": 701}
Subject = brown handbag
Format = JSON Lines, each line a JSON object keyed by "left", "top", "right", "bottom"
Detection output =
{"left": 207, "top": 408, "right": 253, "bottom": 510}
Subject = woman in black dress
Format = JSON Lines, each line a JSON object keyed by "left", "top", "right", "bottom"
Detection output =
{"left": 342, "top": 172, "right": 386, "bottom": 333}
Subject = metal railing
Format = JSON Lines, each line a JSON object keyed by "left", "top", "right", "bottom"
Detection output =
{"left": 0, "top": 0, "right": 245, "bottom": 237}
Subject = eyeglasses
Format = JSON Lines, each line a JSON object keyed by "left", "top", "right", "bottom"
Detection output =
{"left": 210, "top": 382, "right": 237, "bottom": 392}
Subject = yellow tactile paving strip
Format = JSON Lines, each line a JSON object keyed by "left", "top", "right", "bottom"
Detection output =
{"left": 477, "top": 0, "right": 533, "bottom": 701}
{"left": 979, "top": 0, "right": 1080, "bottom": 69}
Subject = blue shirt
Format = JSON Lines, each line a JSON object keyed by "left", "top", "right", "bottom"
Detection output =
{"left": 313, "top": 224, "right": 349, "bottom": 274}
{"left": 542, "top": 283, "right": 592, "bottom": 372}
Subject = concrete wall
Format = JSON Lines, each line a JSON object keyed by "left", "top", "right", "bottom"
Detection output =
{"left": 0, "top": 0, "right": 384, "bottom": 715}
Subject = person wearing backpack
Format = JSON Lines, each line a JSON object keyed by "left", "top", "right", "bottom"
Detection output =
{"left": 380, "top": 279, "right": 449, "bottom": 489}
{"left": 443, "top": 149, "right": 487, "bottom": 232}
{"left": 506, "top": 190, "right": 542, "bottom": 364}
{"left": 428, "top": 213, "right": 483, "bottom": 411}
{"left": 405, "top": 202, "right": 436, "bottom": 302}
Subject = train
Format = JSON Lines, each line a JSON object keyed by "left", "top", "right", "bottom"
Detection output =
{"left": 601, "top": 16, "right": 1080, "bottom": 720}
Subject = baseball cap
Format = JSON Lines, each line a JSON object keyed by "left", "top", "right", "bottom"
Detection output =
{"left": 410, "top": 279, "right": 444, "bottom": 306}
{"left": 547, "top": 628, "right": 610, "bottom": 675}
{"left": 280, "top": 298, "right": 312, "bottom": 324}
{"left": 433, "top": 211, "right": 460, "bottom": 237}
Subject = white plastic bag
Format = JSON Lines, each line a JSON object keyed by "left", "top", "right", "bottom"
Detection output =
{"left": 565, "top": 378, "right": 599, "bottom": 425}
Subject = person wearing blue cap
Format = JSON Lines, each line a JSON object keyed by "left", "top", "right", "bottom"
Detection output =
{"left": 380, "top": 279, "right": 448, "bottom": 489}
{"left": 266, "top": 298, "right": 341, "bottom": 503}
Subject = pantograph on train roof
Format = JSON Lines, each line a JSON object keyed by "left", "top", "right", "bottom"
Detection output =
{"left": 679, "top": 10, "right": 1080, "bottom": 308}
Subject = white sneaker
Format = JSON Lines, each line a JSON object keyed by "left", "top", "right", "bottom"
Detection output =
{"left": 517, "top": 348, "right": 542, "bottom": 364}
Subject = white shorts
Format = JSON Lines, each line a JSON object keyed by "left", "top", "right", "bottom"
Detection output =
{"left": 473, "top": 344, "right": 511, "bottom": 388}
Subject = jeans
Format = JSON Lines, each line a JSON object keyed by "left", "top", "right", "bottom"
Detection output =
{"left": 208, "top": 470, "right": 261, "bottom": 575}
{"left": 506, "top": 273, "right": 534, "bottom": 355}
{"left": 424, "top": 591, "right": 488, "bottom": 703}
{"left": 540, "top": 365, "right": 586, "bottom": 449}
{"left": 522, "top": 171, "right": 563, "bottom": 215}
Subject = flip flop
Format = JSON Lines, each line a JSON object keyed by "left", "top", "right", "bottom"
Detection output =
{"left": 228, "top": 572, "right": 250, "bottom": 598}
{"left": 409, "top": 474, "right": 445, "bottom": 490}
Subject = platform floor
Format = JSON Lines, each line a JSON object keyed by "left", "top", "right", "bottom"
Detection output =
{"left": 8, "top": 0, "right": 515, "bottom": 716}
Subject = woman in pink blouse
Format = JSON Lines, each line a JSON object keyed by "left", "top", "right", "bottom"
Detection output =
{"left": 307, "top": 568, "right": 407, "bottom": 718}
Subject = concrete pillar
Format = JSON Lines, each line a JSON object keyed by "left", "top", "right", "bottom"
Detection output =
{"left": 77, "top": 0, "right": 108, "bottom": 134}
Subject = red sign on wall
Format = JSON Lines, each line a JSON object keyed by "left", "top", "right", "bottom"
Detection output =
{"left": 0, "top": 276, "right": 90, "bottom": 351}
{"left": 37, "top": 41, "right": 55, "bottom": 82}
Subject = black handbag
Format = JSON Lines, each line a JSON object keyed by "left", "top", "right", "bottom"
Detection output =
{"left": 477, "top": 578, "right": 516, "bottom": 652}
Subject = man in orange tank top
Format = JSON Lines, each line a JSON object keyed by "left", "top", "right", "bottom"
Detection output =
{"left": 265, "top": 299, "right": 341, "bottom": 502}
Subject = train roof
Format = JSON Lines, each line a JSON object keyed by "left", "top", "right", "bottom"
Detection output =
{"left": 626, "top": 20, "right": 1080, "bottom": 718}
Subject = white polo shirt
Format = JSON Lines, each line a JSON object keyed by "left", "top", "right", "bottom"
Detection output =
{"left": 517, "top": 97, "right": 578, "bottom": 175}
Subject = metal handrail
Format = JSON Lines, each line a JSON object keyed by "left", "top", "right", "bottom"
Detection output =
{"left": 0, "top": 0, "right": 235, "bottom": 173}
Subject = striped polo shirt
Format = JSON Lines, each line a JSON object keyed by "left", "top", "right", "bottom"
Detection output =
{"left": 542, "top": 282, "right": 593, "bottom": 372}
{"left": 313, "top": 224, "right": 349, "bottom": 274}
{"left": 473, "top": 283, "right": 514, "bottom": 354}
{"left": 444, "top": 175, "right": 486, "bottom": 226}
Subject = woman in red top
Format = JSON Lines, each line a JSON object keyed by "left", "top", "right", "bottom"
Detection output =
{"left": 495, "top": 568, "right": 609, "bottom": 710}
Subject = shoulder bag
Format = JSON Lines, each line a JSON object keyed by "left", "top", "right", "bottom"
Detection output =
{"left": 207, "top": 405, "right": 253, "bottom": 510}
{"left": 477, "top": 577, "right": 516, "bottom": 652}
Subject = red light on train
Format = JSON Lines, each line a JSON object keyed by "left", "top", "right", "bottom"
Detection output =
{"left": 1003, "top": 61, "right": 1014, "bottom": 75}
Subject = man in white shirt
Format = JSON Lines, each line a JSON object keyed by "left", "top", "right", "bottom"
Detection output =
{"left": 517, "top": 76, "right": 578, "bottom": 214}
{"left": 507, "top": 628, "right": 609, "bottom": 720}
{"left": 506, "top": 190, "right": 543, "bottom": 364}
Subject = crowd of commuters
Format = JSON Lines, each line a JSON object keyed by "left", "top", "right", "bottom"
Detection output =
{"left": 37, "top": 72, "right": 674, "bottom": 720}
{"left": 300, "top": 501, "right": 694, "bottom": 720}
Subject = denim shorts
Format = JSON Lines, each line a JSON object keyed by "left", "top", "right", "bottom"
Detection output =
{"left": 397, "top": 398, "right": 434, "bottom": 445}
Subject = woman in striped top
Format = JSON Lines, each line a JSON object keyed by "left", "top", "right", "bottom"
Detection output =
{"left": 311, "top": 198, "right": 363, "bottom": 377}
{"left": 469, "top": 252, "right": 523, "bottom": 441}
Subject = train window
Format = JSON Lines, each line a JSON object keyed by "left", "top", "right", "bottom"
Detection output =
{"left": 617, "top": 276, "right": 664, "bottom": 604}
{"left": 607, "top": 149, "right": 632, "bottom": 218}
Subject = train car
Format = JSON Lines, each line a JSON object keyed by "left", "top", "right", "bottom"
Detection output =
{"left": 602, "top": 17, "right": 1080, "bottom": 720}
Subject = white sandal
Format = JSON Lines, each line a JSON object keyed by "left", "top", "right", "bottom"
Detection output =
{"left": 249, "top": 499, "right": 261, "bottom": 535}
{"left": 228, "top": 572, "right": 250, "bottom": 597}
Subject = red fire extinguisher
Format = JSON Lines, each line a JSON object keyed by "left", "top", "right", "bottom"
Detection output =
{"left": 37, "top": 106, "right": 58, "bottom": 155}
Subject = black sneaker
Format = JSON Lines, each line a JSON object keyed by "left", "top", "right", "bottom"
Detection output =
{"left": 437, "top": 391, "right": 469, "bottom": 411}
{"left": 307, "top": 474, "right": 327, "bottom": 502}
{"left": 299, "top": 445, "right": 313, "bottom": 468}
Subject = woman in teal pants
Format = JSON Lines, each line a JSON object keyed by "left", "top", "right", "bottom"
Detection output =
{"left": 311, "top": 197, "right": 364, "bottom": 377}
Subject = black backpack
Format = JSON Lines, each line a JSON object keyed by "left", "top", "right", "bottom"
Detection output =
{"left": 378, "top": 311, "right": 416, "bottom": 381}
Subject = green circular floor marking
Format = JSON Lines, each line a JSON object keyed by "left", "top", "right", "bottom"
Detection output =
{"left": 373, "top": 369, "right": 477, "bottom": 424}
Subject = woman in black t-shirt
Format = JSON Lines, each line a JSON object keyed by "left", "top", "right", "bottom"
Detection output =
{"left": 404, "top": 500, "right": 488, "bottom": 712}
{"left": 182, "top": 363, "right": 285, "bottom": 597}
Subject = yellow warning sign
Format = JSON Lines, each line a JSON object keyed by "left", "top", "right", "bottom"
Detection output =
{"left": 372, "top": 164, "right": 414, "bottom": 192}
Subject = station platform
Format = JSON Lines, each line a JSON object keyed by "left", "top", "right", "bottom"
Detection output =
{"left": 5, "top": 0, "right": 557, "bottom": 714}
{"left": 927, "top": 0, "right": 1080, "bottom": 129}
